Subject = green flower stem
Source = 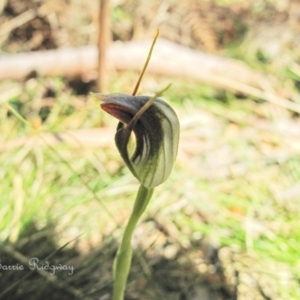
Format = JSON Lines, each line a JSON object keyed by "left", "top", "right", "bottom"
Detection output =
{"left": 113, "top": 184, "right": 154, "bottom": 300}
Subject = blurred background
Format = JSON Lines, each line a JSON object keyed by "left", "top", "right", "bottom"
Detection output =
{"left": 1, "top": 0, "right": 300, "bottom": 299}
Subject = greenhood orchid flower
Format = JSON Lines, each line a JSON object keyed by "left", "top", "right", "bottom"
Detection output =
{"left": 96, "top": 92, "right": 180, "bottom": 188}
{"left": 94, "top": 30, "right": 180, "bottom": 300}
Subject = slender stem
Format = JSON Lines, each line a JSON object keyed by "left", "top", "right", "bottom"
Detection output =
{"left": 113, "top": 185, "right": 154, "bottom": 300}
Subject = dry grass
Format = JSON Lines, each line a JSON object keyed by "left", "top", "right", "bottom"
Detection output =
{"left": 1, "top": 0, "right": 300, "bottom": 299}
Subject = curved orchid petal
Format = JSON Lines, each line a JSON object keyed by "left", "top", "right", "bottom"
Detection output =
{"left": 96, "top": 93, "right": 179, "bottom": 188}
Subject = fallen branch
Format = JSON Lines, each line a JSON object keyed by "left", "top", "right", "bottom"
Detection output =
{"left": 0, "top": 39, "right": 262, "bottom": 85}
{"left": 0, "top": 128, "right": 115, "bottom": 151}
{"left": 1, "top": 39, "right": 300, "bottom": 112}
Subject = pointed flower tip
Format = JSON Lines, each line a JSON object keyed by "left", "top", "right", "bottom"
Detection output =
{"left": 92, "top": 92, "right": 116, "bottom": 104}
{"left": 99, "top": 93, "right": 180, "bottom": 188}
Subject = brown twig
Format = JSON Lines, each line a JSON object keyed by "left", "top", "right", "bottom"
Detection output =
{"left": 97, "top": 0, "right": 110, "bottom": 92}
